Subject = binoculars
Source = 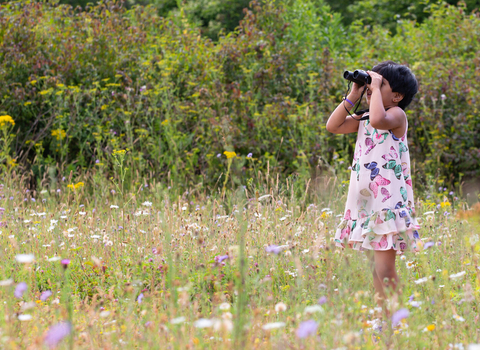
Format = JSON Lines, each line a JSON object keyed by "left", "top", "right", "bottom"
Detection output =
{"left": 343, "top": 70, "right": 371, "bottom": 86}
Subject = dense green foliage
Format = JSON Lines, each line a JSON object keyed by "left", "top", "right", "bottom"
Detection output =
{"left": 0, "top": 0, "right": 479, "bottom": 193}
{"left": 324, "top": 0, "right": 480, "bottom": 33}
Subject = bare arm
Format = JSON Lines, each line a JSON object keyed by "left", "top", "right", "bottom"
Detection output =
{"left": 367, "top": 71, "right": 406, "bottom": 135}
{"left": 326, "top": 84, "right": 363, "bottom": 134}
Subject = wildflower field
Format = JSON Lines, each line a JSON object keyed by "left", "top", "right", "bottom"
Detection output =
{"left": 1, "top": 167, "right": 480, "bottom": 349}
{"left": 1, "top": 0, "right": 480, "bottom": 348}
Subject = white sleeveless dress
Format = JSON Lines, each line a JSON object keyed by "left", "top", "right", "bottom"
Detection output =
{"left": 334, "top": 113, "right": 421, "bottom": 251}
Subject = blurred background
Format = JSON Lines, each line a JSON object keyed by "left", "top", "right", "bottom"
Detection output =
{"left": 0, "top": 0, "right": 479, "bottom": 201}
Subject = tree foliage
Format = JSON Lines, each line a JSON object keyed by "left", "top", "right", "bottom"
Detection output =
{"left": 0, "top": 0, "right": 478, "bottom": 190}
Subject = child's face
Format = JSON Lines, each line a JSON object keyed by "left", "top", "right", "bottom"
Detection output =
{"left": 365, "top": 75, "right": 402, "bottom": 107}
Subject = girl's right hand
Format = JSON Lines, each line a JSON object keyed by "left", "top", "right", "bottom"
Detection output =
{"left": 347, "top": 82, "right": 364, "bottom": 102}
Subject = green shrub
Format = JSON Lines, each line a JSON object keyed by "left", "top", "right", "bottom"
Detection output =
{"left": 0, "top": 0, "right": 478, "bottom": 192}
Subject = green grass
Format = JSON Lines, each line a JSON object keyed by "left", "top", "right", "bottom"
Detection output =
{"left": 0, "top": 170, "right": 479, "bottom": 349}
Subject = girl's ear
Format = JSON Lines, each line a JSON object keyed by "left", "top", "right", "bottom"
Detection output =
{"left": 393, "top": 92, "right": 404, "bottom": 103}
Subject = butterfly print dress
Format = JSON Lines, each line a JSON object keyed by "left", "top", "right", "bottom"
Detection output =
{"left": 335, "top": 114, "right": 421, "bottom": 251}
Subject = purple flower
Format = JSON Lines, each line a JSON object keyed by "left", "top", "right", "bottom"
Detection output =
{"left": 409, "top": 294, "right": 415, "bottom": 302}
{"left": 265, "top": 245, "right": 282, "bottom": 254}
{"left": 40, "top": 290, "right": 53, "bottom": 301}
{"left": 96, "top": 159, "right": 100, "bottom": 163}
{"left": 14, "top": 282, "right": 27, "bottom": 299}
{"left": 392, "top": 308, "right": 409, "bottom": 327}
{"left": 296, "top": 319, "right": 318, "bottom": 338}
{"left": 247, "top": 153, "right": 253, "bottom": 158}
{"left": 137, "top": 293, "right": 144, "bottom": 304}
{"left": 424, "top": 241, "right": 435, "bottom": 250}
{"left": 31, "top": 198, "right": 36, "bottom": 202}
{"left": 215, "top": 255, "right": 229, "bottom": 263}
{"left": 216, "top": 154, "right": 221, "bottom": 158}
{"left": 56, "top": 189, "right": 61, "bottom": 193}
{"left": 318, "top": 296, "right": 327, "bottom": 305}
{"left": 61, "top": 259, "right": 70, "bottom": 269}
{"left": 44, "top": 321, "right": 71, "bottom": 349}
{"left": 9, "top": 196, "right": 13, "bottom": 200}
{"left": 449, "top": 191, "right": 454, "bottom": 196}
{"left": 399, "top": 242, "right": 407, "bottom": 250}
{"left": 444, "top": 211, "right": 450, "bottom": 217}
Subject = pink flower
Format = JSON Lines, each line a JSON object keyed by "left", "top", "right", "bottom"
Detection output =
{"left": 14, "top": 282, "right": 27, "bottom": 299}
{"left": 44, "top": 321, "right": 71, "bottom": 349}
{"left": 40, "top": 290, "right": 53, "bottom": 301}
{"left": 61, "top": 259, "right": 70, "bottom": 269}
{"left": 214, "top": 255, "right": 229, "bottom": 263}
{"left": 296, "top": 320, "right": 318, "bottom": 338}
{"left": 391, "top": 308, "right": 409, "bottom": 327}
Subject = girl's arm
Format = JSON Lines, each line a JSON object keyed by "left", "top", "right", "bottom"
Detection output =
{"left": 326, "top": 84, "right": 363, "bottom": 134}
{"left": 367, "top": 70, "right": 406, "bottom": 134}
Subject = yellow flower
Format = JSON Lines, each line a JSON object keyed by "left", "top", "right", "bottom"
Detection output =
{"left": 39, "top": 89, "right": 52, "bottom": 95}
{"left": 51, "top": 129, "right": 66, "bottom": 140}
{"left": 426, "top": 324, "right": 435, "bottom": 331}
{"left": 0, "top": 115, "right": 15, "bottom": 127}
{"left": 8, "top": 158, "right": 17, "bottom": 168}
{"left": 67, "top": 182, "right": 84, "bottom": 190}
{"left": 440, "top": 201, "right": 451, "bottom": 208}
{"left": 224, "top": 151, "right": 237, "bottom": 159}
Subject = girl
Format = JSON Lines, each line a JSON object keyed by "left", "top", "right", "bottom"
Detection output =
{"left": 326, "top": 61, "right": 420, "bottom": 305}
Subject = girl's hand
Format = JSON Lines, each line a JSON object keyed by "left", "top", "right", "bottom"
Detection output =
{"left": 366, "top": 71, "right": 383, "bottom": 91}
{"left": 347, "top": 81, "right": 364, "bottom": 101}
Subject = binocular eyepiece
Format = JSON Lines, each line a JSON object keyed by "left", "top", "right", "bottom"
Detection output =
{"left": 343, "top": 69, "right": 371, "bottom": 86}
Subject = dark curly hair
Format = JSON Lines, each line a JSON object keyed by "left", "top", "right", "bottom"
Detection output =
{"left": 372, "top": 61, "right": 418, "bottom": 110}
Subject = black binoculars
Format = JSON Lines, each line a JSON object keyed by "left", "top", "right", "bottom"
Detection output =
{"left": 343, "top": 70, "right": 371, "bottom": 86}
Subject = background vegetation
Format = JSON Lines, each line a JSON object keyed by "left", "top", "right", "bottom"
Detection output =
{"left": 0, "top": 0, "right": 479, "bottom": 198}
{"left": 1, "top": 1, "right": 480, "bottom": 348}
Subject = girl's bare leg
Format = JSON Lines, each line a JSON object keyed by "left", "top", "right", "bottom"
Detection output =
{"left": 367, "top": 249, "right": 399, "bottom": 315}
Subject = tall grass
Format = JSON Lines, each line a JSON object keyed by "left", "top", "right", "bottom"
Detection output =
{"left": 0, "top": 167, "right": 478, "bottom": 348}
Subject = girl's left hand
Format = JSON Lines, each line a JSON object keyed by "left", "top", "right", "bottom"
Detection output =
{"left": 367, "top": 71, "right": 383, "bottom": 91}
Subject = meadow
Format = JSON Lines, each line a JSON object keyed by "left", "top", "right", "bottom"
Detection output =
{"left": 1, "top": 0, "right": 480, "bottom": 348}
{"left": 1, "top": 165, "right": 480, "bottom": 349}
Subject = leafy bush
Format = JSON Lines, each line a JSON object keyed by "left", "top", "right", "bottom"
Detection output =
{"left": 0, "top": 0, "right": 478, "bottom": 192}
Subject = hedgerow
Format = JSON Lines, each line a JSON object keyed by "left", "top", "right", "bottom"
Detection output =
{"left": 0, "top": 0, "right": 478, "bottom": 192}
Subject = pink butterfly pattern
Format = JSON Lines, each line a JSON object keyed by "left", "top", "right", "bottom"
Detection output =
{"left": 365, "top": 138, "right": 376, "bottom": 155}
{"left": 369, "top": 175, "right": 391, "bottom": 199}
{"left": 382, "top": 146, "right": 398, "bottom": 161}
{"left": 381, "top": 188, "right": 392, "bottom": 202}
